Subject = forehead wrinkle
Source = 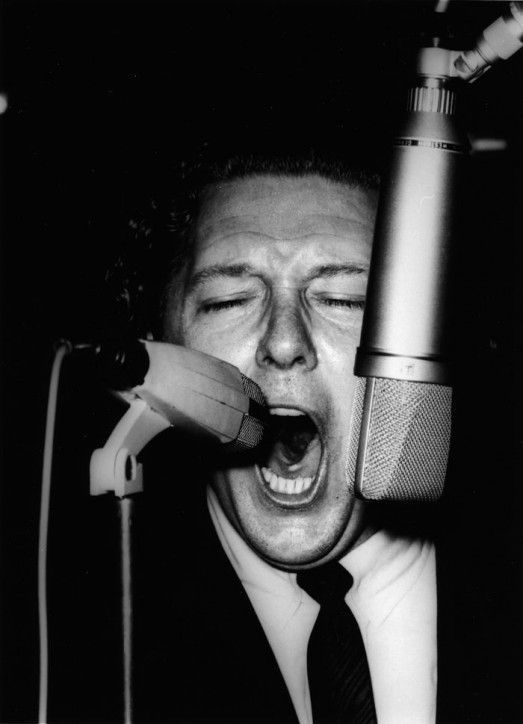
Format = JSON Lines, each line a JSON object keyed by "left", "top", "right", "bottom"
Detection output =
{"left": 197, "top": 212, "right": 372, "bottom": 244}
{"left": 192, "top": 230, "right": 371, "bottom": 280}
{"left": 202, "top": 174, "right": 375, "bottom": 218}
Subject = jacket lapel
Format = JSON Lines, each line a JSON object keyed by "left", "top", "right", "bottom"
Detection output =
{"left": 132, "top": 479, "right": 297, "bottom": 722}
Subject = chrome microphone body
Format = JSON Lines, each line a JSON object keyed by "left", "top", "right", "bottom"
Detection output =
{"left": 349, "top": 50, "right": 468, "bottom": 502}
{"left": 356, "top": 81, "right": 467, "bottom": 385}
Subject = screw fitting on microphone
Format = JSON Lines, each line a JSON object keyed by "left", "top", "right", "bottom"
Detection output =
{"left": 452, "top": 2, "right": 523, "bottom": 82}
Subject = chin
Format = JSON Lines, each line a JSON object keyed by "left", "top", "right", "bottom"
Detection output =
{"left": 214, "top": 462, "right": 367, "bottom": 572}
{"left": 246, "top": 503, "right": 366, "bottom": 571}
{"left": 256, "top": 534, "right": 357, "bottom": 572}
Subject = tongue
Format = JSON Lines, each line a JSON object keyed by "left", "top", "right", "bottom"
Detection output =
{"left": 280, "top": 429, "right": 316, "bottom": 462}
{"left": 264, "top": 432, "right": 321, "bottom": 478}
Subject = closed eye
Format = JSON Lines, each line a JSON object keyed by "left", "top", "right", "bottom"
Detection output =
{"left": 317, "top": 296, "right": 365, "bottom": 310}
{"left": 200, "top": 297, "right": 249, "bottom": 313}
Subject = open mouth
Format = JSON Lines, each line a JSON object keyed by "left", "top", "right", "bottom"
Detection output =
{"left": 257, "top": 407, "right": 323, "bottom": 504}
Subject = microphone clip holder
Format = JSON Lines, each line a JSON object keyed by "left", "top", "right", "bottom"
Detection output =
{"left": 90, "top": 397, "right": 170, "bottom": 498}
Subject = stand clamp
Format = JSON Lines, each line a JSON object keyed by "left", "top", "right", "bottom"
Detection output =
{"left": 90, "top": 398, "right": 170, "bottom": 498}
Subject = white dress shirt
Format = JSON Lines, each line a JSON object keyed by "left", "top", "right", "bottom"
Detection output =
{"left": 207, "top": 487, "right": 437, "bottom": 724}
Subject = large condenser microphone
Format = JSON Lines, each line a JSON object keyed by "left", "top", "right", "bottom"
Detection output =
{"left": 347, "top": 2, "right": 523, "bottom": 501}
{"left": 346, "top": 46, "right": 466, "bottom": 503}
{"left": 346, "top": 7, "right": 523, "bottom": 502}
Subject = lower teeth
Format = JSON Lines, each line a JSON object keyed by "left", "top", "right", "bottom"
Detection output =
{"left": 261, "top": 467, "right": 313, "bottom": 495}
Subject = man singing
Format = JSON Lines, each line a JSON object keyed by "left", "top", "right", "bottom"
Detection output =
{"left": 123, "top": 151, "right": 437, "bottom": 724}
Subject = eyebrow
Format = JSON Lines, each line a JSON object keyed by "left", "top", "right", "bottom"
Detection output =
{"left": 187, "top": 261, "right": 368, "bottom": 291}
{"left": 303, "top": 263, "right": 368, "bottom": 282}
{"left": 187, "top": 263, "right": 255, "bottom": 291}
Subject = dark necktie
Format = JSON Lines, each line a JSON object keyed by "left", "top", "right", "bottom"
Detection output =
{"left": 297, "top": 562, "right": 377, "bottom": 724}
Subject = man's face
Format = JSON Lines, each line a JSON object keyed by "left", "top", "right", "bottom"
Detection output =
{"left": 165, "top": 174, "right": 377, "bottom": 569}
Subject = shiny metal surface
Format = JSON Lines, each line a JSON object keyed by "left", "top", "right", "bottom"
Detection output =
{"left": 356, "top": 87, "right": 467, "bottom": 384}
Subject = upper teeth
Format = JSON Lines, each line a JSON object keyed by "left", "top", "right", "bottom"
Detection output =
{"left": 270, "top": 408, "right": 305, "bottom": 417}
{"left": 261, "top": 467, "right": 314, "bottom": 495}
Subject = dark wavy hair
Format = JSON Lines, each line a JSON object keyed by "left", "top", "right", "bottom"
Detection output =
{"left": 105, "top": 145, "right": 381, "bottom": 341}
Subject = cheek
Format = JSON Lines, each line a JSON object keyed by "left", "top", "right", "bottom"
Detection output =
{"left": 181, "top": 318, "right": 259, "bottom": 372}
{"left": 314, "top": 308, "right": 363, "bottom": 349}
{"left": 316, "top": 321, "right": 360, "bottom": 380}
{"left": 163, "top": 315, "right": 184, "bottom": 345}
{"left": 180, "top": 300, "right": 264, "bottom": 366}
{"left": 317, "top": 338, "right": 360, "bottom": 439}
{"left": 162, "top": 278, "right": 190, "bottom": 344}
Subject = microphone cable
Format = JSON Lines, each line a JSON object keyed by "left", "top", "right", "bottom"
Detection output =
{"left": 37, "top": 340, "right": 137, "bottom": 724}
{"left": 38, "top": 340, "right": 72, "bottom": 724}
{"left": 119, "top": 497, "right": 134, "bottom": 724}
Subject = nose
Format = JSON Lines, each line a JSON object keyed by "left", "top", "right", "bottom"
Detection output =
{"left": 255, "top": 294, "right": 317, "bottom": 371}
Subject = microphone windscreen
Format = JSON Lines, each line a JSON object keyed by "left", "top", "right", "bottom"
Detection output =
{"left": 346, "top": 377, "right": 452, "bottom": 502}
{"left": 220, "top": 373, "right": 269, "bottom": 453}
{"left": 225, "top": 372, "right": 268, "bottom": 451}
{"left": 240, "top": 373, "right": 266, "bottom": 406}
{"left": 235, "top": 414, "right": 266, "bottom": 451}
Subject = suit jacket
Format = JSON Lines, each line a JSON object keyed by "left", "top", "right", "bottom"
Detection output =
{"left": 131, "top": 471, "right": 522, "bottom": 724}
{"left": 132, "top": 480, "right": 298, "bottom": 724}
{"left": 41, "top": 431, "right": 520, "bottom": 724}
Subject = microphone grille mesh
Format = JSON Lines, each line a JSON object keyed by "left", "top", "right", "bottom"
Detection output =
{"left": 234, "top": 414, "right": 266, "bottom": 451}
{"left": 347, "top": 378, "right": 367, "bottom": 486}
{"left": 346, "top": 377, "right": 452, "bottom": 502}
{"left": 240, "top": 374, "right": 266, "bottom": 405}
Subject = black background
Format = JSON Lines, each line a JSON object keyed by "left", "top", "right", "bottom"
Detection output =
{"left": 2, "top": 1, "right": 523, "bottom": 722}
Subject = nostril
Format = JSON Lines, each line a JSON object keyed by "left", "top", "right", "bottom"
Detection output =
{"left": 262, "top": 351, "right": 307, "bottom": 369}
{"left": 259, "top": 349, "right": 310, "bottom": 370}
{"left": 255, "top": 312, "right": 317, "bottom": 370}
